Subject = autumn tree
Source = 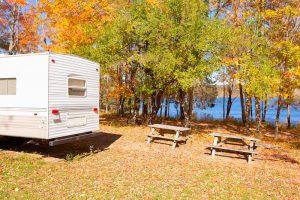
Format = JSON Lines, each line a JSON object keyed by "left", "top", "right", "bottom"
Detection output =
{"left": 39, "top": 0, "right": 112, "bottom": 53}
{"left": 0, "top": 0, "right": 28, "bottom": 54}
{"left": 263, "top": 1, "right": 300, "bottom": 136}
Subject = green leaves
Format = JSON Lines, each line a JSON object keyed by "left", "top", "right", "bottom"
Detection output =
{"left": 88, "top": 0, "right": 226, "bottom": 99}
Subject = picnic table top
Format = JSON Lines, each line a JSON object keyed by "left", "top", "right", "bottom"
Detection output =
{"left": 149, "top": 124, "right": 191, "bottom": 131}
{"left": 209, "top": 132, "right": 260, "bottom": 141}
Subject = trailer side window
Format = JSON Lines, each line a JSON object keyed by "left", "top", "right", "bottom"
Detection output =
{"left": 0, "top": 78, "right": 16, "bottom": 95}
{"left": 68, "top": 78, "right": 86, "bottom": 96}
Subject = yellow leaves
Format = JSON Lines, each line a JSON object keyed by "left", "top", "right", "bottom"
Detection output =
{"left": 108, "top": 84, "right": 132, "bottom": 99}
{"left": 146, "top": 0, "right": 159, "bottom": 6}
{"left": 223, "top": 57, "right": 239, "bottom": 66}
{"left": 264, "top": 9, "right": 279, "bottom": 19}
{"left": 264, "top": 5, "right": 299, "bottom": 21}
{"left": 291, "top": 66, "right": 300, "bottom": 87}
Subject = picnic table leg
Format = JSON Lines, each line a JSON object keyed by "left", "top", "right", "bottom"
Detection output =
{"left": 248, "top": 140, "right": 254, "bottom": 163}
{"left": 146, "top": 128, "right": 155, "bottom": 145}
{"left": 172, "top": 130, "right": 180, "bottom": 149}
{"left": 211, "top": 136, "right": 219, "bottom": 157}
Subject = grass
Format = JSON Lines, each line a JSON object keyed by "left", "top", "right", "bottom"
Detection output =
{"left": 0, "top": 114, "right": 299, "bottom": 199}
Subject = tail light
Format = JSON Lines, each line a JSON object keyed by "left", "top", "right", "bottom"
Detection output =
{"left": 93, "top": 107, "right": 98, "bottom": 113}
{"left": 52, "top": 109, "right": 59, "bottom": 115}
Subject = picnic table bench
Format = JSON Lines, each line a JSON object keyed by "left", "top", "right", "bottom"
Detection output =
{"left": 146, "top": 124, "right": 191, "bottom": 149}
{"left": 209, "top": 133, "right": 260, "bottom": 163}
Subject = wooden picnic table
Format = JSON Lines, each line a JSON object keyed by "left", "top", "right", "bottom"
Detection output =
{"left": 209, "top": 133, "right": 260, "bottom": 163}
{"left": 146, "top": 124, "right": 191, "bottom": 149}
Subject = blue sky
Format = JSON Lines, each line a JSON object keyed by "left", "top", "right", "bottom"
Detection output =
{"left": 27, "top": 0, "right": 38, "bottom": 6}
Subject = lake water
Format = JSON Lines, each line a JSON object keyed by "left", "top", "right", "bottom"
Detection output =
{"left": 156, "top": 98, "right": 300, "bottom": 125}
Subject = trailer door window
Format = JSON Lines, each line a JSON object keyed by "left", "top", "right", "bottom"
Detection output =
{"left": 0, "top": 78, "right": 16, "bottom": 95}
{"left": 68, "top": 78, "right": 86, "bottom": 96}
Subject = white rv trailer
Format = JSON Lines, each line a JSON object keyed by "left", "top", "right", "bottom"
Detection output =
{"left": 0, "top": 53, "right": 99, "bottom": 145}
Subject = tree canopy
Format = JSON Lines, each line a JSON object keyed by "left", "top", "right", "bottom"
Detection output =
{"left": 0, "top": 0, "right": 299, "bottom": 133}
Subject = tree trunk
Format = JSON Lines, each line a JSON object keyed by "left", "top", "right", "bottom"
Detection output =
{"left": 223, "top": 81, "right": 226, "bottom": 120}
{"left": 188, "top": 88, "right": 194, "bottom": 119}
{"left": 262, "top": 99, "right": 267, "bottom": 122}
{"left": 160, "top": 104, "right": 163, "bottom": 118}
{"left": 105, "top": 76, "right": 109, "bottom": 113}
{"left": 226, "top": 85, "right": 233, "bottom": 120}
{"left": 175, "top": 100, "right": 179, "bottom": 117}
{"left": 245, "top": 94, "right": 251, "bottom": 128}
{"left": 250, "top": 97, "right": 253, "bottom": 122}
{"left": 149, "top": 90, "right": 163, "bottom": 124}
{"left": 255, "top": 96, "right": 261, "bottom": 135}
{"left": 118, "top": 95, "right": 123, "bottom": 116}
{"left": 178, "top": 89, "right": 191, "bottom": 127}
{"left": 105, "top": 102, "right": 109, "bottom": 113}
{"left": 244, "top": 94, "right": 252, "bottom": 134}
{"left": 179, "top": 90, "right": 185, "bottom": 120}
{"left": 132, "top": 97, "right": 140, "bottom": 124}
{"left": 121, "top": 97, "right": 125, "bottom": 117}
{"left": 128, "top": 98, "right": 132, "bottom": 115}
{"left": 275, "top": 95, "right": 282, "bottom": 138}
{"left": 8, "top": 5, "right": 21, "bottom": 55}
{"left": 239, "top": 83, "right": 246, "bottom": 125}
{"left": 142, "top": 98, "right": 148, "bottom": 119}
{"left": 287, "top": 104, "right": 291, "bottom": 129}
{"left": 164, "top": 96, "right": 169, "bottom": 118}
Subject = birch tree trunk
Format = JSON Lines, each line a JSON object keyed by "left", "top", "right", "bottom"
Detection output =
{"left": 245, "top": 94, "right": 251, "bottom": 128}
{"left": 8, "top": 5, "right": 20, "bottom": 55}
{"left": 119, "top": 96, "right": 125, "bottom": 117}
{"left": 275, "top": 95, "right": 282, "bottom": 138}
{"left": 239, "top": 83, "right": 246, "bottom": 125}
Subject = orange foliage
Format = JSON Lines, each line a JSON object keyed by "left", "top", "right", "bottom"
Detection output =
{"left": 39, "top": 0, "right": 112, "bottom": 53}
{"left": 6, "top": 0, "right": 27, "bottom": 6}
{"left": 18, "top": 6, "right": 41, "bottom": 53}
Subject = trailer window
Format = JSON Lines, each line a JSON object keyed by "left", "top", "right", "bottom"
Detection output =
{"left": 0, "top": 78, "right": 16, "bottom": 95}
{"left": 68, "top": 78, "right": 86, "bottom": 96}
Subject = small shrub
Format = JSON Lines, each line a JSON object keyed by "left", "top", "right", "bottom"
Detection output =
{"left": 66, "top": 153, "right": 82, "bottom": 161}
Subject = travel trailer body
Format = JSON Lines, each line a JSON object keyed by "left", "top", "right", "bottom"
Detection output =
{"left": 0, "top": 53, "right": 99, "bottom": 144}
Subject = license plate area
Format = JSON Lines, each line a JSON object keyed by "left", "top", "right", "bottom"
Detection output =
{"left": 67, "top": 116, "right": 87, "bottom": 128}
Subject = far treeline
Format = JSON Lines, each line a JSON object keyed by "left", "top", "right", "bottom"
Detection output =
{"left": 0, "top": 0, "right": 299, "bottom": 137}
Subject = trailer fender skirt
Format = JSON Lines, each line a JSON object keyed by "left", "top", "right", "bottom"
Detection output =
{"left": 49, "top": 131, "right": 101, "bottom": 146}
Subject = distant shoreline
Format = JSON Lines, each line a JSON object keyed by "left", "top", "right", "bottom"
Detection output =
{"left": 216, "top": 86, "right": 300, "bottom": 98}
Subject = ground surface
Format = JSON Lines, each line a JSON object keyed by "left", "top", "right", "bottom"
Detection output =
{"left": 0, "top": 114, "right": 299, "bottom": 199}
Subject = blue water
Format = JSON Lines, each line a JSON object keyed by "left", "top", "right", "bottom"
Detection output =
{"left": 154, "top": 98, "right": 300, "bottom": 125}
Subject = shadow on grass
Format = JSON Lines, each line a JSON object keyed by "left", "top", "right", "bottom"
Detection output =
{"left": 204, "top": 147, "right": 299, "bottom": 164}
{"left": 0, "top": 132, "right": 122, "bottom": 160}
{"left": 266, "top": 153, "right": 299, "bottom": 164}
{"left": 204, "top": 152, "right": 249, "bottom": 161}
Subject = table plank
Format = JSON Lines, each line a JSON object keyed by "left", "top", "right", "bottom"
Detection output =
{"left": 148, "top": 135, "right": 187, "bottom": 142}
{"left": 209, "top": 146, "right": 258, "bottom": 154}
{"left": 149, "top": 124, "right": 191, "bottom": 132}
{"left": 209, "top": 132, "right": 260, "bottom": 141}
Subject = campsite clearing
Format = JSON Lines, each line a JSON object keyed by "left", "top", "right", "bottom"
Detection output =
{"left": 0, "top": 114, "right": 299, "bottom": 199}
